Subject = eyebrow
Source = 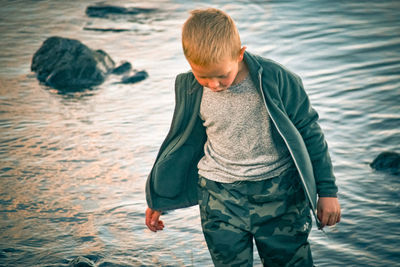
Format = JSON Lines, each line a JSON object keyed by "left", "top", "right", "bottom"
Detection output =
{"left": 198, "top": 72, "right": 230, "bottom": 79}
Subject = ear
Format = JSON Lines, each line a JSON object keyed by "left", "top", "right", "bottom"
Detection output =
{"left": 238, "top": 46, "right": 247, "bottom": 62}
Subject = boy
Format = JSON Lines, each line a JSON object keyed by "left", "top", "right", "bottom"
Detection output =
{"left": 145, "top": 8, "right": 340, "bottom": 266}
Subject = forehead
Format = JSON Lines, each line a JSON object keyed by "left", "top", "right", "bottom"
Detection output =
{"left": 190, "top": 59, "right": 236, "bottom": 78}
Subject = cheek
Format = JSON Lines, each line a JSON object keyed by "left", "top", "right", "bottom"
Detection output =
{"left": 195, "top": 78, "right": 208, "bottom": 87}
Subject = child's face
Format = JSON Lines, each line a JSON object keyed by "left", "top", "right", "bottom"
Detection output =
{"left": 188, "top": 47, "right": 246, "bottom": 92}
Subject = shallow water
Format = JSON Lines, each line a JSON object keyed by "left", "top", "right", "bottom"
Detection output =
{"left": 0, "top": 0, "right": 399, "bottom": 266}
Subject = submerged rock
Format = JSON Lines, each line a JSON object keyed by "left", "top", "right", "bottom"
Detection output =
{"left": 83, "top": 27, "right": 131, "bottom": 33}
{"left": 112, "top": 61, "right": 132, "bottom": 75}
{"left": 121, "top": 70, "right": 148, "bottom": 84}
{"left": 69, "top": 256, "right": 96, "bottom": 267}
{"left": 31, "top": 36, "right": 115, "bottom": 91}
{"left": 86, "top": 5, "right": 156, "bottom": 18}
{"left": 370, "top": 151, "right": 400, "bottom": 175}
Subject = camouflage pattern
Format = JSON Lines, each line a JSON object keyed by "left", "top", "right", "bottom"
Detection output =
{"left": 197, "top": 168, "right": 313, "bottom": 267}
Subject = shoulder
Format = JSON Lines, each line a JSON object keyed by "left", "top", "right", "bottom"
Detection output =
{"left": 246, "top": 52, "right": 303, "bottom": 86}
{"left": 173, "top": 71, "right": 192, "bottom": 97}
{"left": 176, "top": 71, "right": 196, "bottom": 86}
{"left": 175, "top": 71, "right": 202, "bottom": 95}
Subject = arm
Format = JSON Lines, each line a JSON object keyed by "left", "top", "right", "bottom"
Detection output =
{"left": 280, "top": 70, "right": 341, "bottom": 227}
{"left": 293, "top": 92, "right": 341, "bottom": 227}
{"left": 281, "top": 70, "right": 338, "bottom": 197}
{"left": 145, "top": 74, "right": 187, "bottom": 211}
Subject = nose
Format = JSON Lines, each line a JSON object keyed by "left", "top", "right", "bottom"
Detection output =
{"left": 207, "top": 79, "right": 219, "bottom": 89}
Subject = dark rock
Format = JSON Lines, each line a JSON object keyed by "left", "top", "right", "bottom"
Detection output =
{"left": 86, "top": 5, "right": 156, "bottom": 19}
{"left": 31, "top": 36, "right": 147, "bottom": 90}
{"left": 31, "top": 36, "right": 115, "bottom": 91}
{"left": 112, "top": 61, "right": 132, "bottom": 75}
{"left": 83, "top": 27, "right": 130, "bottom": 33}
{"left": 121, "top": 70, "right": 148, "bottom": 84}
{"left": 370, "top": 151, "right": 400, "bottom": 175}
{"left": 69, "top": 256, "right": 96, "bottom": 267}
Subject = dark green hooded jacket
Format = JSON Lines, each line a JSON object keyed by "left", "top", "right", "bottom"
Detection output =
{"left": 146, "top": 51, "right": 338, "bottom": 227}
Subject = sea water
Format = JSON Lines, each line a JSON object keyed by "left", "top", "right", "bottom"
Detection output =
{"left": 0, "top": 0, "right": 399, "bottom": 266}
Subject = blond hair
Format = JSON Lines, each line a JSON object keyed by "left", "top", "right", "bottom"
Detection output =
{"left": 182, "top": 8, "right": 241, "bottom": 66}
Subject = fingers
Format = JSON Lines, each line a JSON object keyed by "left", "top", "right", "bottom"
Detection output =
{"left": 145, "top": 207, "right": 164, "bottom": 232}
{"left": 317, "top": 209, "right": 327, "bottom": 228}
{"left": 152, "top": 211, "right": 164, "bottom": 231}
{"left": 334, "top": 208, "right": 341, "bottom": 224}
{"left": 156, "top": 220, "right": 165, "bottom": 230}
{"left": 318, "top": 211, "right": 340, "bottom": 228}
{"left": 327, "top": 214, "right": 338, "bottom": 226}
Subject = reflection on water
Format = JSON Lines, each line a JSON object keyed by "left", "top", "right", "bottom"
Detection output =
{"left": 0, "top": 0, "right": 399, "bottom": 266}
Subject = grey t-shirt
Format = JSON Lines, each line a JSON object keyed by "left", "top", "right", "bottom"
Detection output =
{"left": 197, "top": 75, "right": 293, "bottom": 183}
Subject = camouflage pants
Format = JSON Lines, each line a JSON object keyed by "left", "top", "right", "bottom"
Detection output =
{"left": 198, "top": 168, "right": 313, "bottom": 267}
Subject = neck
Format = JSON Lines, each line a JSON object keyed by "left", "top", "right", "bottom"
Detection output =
{"left": 232, "top": 61, "right": 249, "bottom": 85}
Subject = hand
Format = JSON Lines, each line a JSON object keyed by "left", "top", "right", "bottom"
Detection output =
{"left": 317, "top": 197, "right": 341, "bottom": 228}
{"left": 145, "top": 207, "right": 164, "bottom": 232}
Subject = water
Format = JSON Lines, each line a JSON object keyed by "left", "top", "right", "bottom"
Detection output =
{"left": 0, "top": 0, "right": 399, "bottom": 266}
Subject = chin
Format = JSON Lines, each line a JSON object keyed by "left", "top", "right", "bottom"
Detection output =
{"left": 210, "top": 87, "right": 227, "bottom": 92}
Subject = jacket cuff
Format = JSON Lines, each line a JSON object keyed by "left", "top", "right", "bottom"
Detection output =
{"left": 318, "top": 192, "right": 338, "bottom": 198}
{"left": 317, "top": 186, "right": 338, "bottom": 198}
{"left": 317, "top": 180, "right": 338, "bottom": 198}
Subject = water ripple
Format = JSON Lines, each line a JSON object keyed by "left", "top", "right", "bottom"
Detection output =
{"left": 0, "top": 0, "right": 399, "bottom": 266}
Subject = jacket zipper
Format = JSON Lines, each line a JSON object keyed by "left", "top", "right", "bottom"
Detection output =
{"left": 257, "top": 70, "right": 321, "bottom": 229}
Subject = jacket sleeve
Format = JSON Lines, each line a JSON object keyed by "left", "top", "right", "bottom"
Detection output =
{"left": 280, "top": 70, "right": 338, "bottom": 198}
{"left": 145, "top": 73, "right": 187, "bottom": 210}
